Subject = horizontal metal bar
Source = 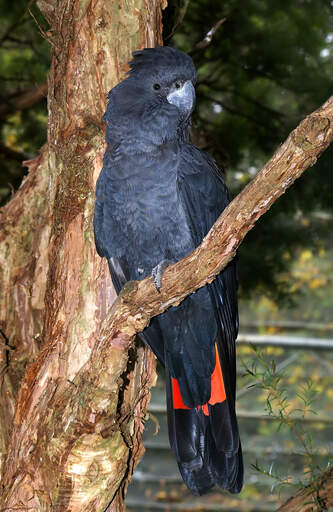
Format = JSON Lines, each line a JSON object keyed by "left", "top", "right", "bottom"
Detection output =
{"left": 142, "top": 440, "right": 332, "bottom": 455}
{"left": 148, "top": 405, "right": 333, "bottom": 424}
{"left": 126, "top": 498, "right": 276, "bottom": 511}
{"left": 240, "top": 320, "right": 333, "bottom": 332}
{"left": 131, "top": 470, "right": 180, "bottom": 483}
{"left": 237, "top": 333, "right": 333, "bottom": 350}
{"left": 126, "top": 499, "right": 275, "bottom": 512}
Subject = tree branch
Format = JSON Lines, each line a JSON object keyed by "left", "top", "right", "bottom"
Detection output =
{"left": 0, "top": 81, "right": 47, "bottom": 120}
{"left": 189, "top": 17, "right": 226, "bottom": 55}
{"left": 2, "top": 90, "right": 333, "bottom": 509}
{"left": 116, "top": 95, "right": 333, "bottom": 319}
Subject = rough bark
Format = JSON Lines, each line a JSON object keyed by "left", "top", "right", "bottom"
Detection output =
{"left": 0, "top": 0, "right": 333, "bottom": 510}
{"left": 0, "top": 0, "right": 165, "bottom": 510}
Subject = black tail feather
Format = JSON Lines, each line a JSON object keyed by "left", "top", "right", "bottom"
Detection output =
{"left": 165, "top": 367, "right": 243, "bottom": 495}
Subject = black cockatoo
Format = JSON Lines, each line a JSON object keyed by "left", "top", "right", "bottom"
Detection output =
{"left": 94, "top": 46, "right": 243, "bottom": 495}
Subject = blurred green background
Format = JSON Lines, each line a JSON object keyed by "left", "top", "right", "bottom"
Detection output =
{"left": 0, "top": 0, "right": 49, "bottom": 201}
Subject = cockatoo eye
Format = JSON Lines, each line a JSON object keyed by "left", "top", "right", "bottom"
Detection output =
{"left": 153, "top": 83, "right": 161, "bottom": 90}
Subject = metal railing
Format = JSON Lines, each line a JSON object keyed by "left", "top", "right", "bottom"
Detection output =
{"left": 237, "top": 332, "right": 333, "bottom": 349}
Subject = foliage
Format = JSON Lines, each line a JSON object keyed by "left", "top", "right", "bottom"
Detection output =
{"left": 0, "top": 0, "right": 49, "bottom": 203}
{"left": 239, "top": 218, "right": 333, "bottom": 327}
{"left": 243, "top": 345, "right": 331, "bottom": 510}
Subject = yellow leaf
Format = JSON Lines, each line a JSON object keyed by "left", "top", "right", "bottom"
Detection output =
{"left": 300, "top": 250, "right": 312, "bottom": 263}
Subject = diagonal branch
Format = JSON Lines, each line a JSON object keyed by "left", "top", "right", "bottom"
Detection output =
{"left": 115, "top": 96, "right": 333, "bottom": 320}
{"left": 2, "top": 96, "right": 333, "bottom": 510}
{"left": 189, "top": 17, "right": 226, "bottom": 55}
{"left": 0, "top": 81, "right": 47, "bottom": 120}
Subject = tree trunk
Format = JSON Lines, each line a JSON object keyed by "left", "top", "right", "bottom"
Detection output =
{"left": 0, "top": 0, "right": 165, "bottom": 510}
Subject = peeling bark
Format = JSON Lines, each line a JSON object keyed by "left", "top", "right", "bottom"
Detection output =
{"left": 1, "top": 0, "right": 333, "bottom": 510}
{"left": 0, "top": 151, "right": 50, "bottom": 472}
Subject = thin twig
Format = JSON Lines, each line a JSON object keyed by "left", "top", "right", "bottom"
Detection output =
{"left": 189, "top": 17, "right": 226, "bottom": 55}
{"left": 28, "top": 8, "right": 58, "bottom": 49}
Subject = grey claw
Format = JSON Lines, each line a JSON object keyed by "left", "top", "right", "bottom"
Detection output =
{"left": 151, "top": 259, "right": 173, "bottom": 292}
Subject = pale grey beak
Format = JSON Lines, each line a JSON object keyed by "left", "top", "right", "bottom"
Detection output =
{"left": 167, "top": 80, "right": 195, "bottom": 119}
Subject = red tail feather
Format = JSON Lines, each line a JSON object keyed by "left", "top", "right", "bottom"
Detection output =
{"left": 172, "top": 344, "right": 226, "bottom": 415}
{"left": 172, "top": 377, "right": 191, "bottom": 409}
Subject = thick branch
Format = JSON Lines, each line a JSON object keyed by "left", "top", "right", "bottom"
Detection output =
{"left": 2, "top": 92, "right": 333, "bottom": 510}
